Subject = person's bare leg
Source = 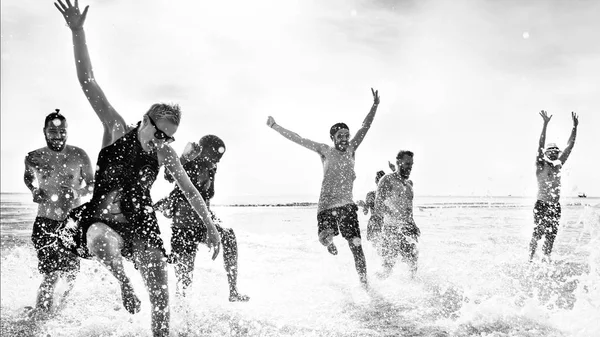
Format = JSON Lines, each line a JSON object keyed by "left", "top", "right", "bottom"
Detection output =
{"left": 407, "top": 247, "right": 418, "bottom": 279}
{"left": 87, "top": 223, "right": 140, "bottom": 314}
{"left": 318, "top": 228, "right": 338, "bottom": 255}
{"left": 136, "top": 246, "right": 169, "bottom": 337}
{"left": 219, "top": 227, "right": 249, "bottom": 302}
{"left": 347, "top": 237, "right": 368, "bottom": 287}
{"left": 52, "top": 269, "right": 78, "bottom": 313}
{"left": 173, "top": 251, "right": 195, "bottom": 297}
{"left": 542, "top": 222, "right": 559, "bottom": 262}
{"left": 529, "top": 236, "right": 539, "bottom": 262}
{"left": 28, "top": 273, "right": 60, "bottom": 320}
{"left": 377, "top": 241, "right": 397, "bottom": 280}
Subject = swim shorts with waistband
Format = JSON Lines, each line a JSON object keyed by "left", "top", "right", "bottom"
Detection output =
{"left": 317, "top": 203, "right": 361, "bottom": 240}
{"left": 31, "top": 217, "right": 80, "bottom": 275}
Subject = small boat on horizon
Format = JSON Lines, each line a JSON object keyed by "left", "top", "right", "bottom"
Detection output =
{"left": 578, "top": 193, "right": 587, "bottom": 198}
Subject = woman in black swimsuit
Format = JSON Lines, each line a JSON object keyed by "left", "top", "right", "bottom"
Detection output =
{"left": 56, "top": 1, "right": 220, "bottom": 336}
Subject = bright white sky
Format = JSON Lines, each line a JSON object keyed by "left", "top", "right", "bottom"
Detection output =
{"left": 2, "top": 0, "right": 599, "bottom": 204}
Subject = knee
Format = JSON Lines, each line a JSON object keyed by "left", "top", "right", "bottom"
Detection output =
{"left": 349, "top": 237, "right": 362, "bottom": 247}
{"left": 87, "top": 224, "right": 121, "bottom": 259}
{"left": 41, "top": 273, "right": 60, "bottom": 287}
{"left": 221, "top": 228, "right": 236, "bottom": 245}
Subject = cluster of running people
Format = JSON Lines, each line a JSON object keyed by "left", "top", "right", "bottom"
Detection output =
{"left": 22, "top": 1, "right": 579, "bottom": 336}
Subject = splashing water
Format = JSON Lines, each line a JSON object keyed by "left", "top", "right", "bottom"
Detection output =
{"left": 1, "top": 195, "right": 599, "bottom": 336}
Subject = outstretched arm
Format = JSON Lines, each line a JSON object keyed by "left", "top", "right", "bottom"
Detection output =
{"left": 536, "top": 110, "right": 552, "bottom": 165}
{"left": 159, "top": 145, "right": 221, "bottom": 260}
{"left": 559, "top": 112, "right": 579, "bottom": 164}
{"left": 266, "top": 116, "right": 327, "bottom": 154}
{"left": 350, "top": 88, "right": 380, "bottom": 149}
{"left": 55, "top": 0, "right": 127, "bottom": 147}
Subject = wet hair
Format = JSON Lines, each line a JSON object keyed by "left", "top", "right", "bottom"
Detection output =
{"left": 44, "top": 109, "right": 67, "bottom": 128}
{"left": 146, "top": 103, "right": 182, "bottom": 125}
{"left": 375, "top": 170, "right": 385, "bottom": 184}
{"left": 396, "top": 150, "right": 414, "bottom": 160}
{"left": 329, "top": 122, "right": 349, "bottom": 138}
{"left": 199, "top": 135, "right": 226, "bottom": 157}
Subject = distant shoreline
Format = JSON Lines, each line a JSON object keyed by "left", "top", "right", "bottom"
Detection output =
{"left": 2, "top": 192, "right": 597, "bottom": 209}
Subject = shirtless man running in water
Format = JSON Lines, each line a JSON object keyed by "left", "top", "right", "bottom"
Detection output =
{"left": 529, "top": 110, "right": 578, "bottom": 262}
{"left": 375, "top": 150, "right": 420, "bottom": 279}
{"left": 23, "top": 109, "right": 94, "bottom": 319}
{"left": 266, "top": 88, "right": 380, "bottom": 287}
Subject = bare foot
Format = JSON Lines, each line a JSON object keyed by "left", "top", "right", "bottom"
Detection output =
{"left": 375, "top": 269, "right": 392, "bottom": 279}
{"left": 25, "top": 307, "right": 50, "bottom": 321}
{"left": 229, "top": 292, "right": 250, "bottom": 302}
{"left": 327, "top": 243, "right": 338, "bottom": 255}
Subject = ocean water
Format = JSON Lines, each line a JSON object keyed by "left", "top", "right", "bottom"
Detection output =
{"left": 1, "top": 193, "right": 599, "bottom": 337}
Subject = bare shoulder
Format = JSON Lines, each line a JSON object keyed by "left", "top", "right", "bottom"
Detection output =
{"left": 64, "top": 145, "right": 91, "bottom": 160}
{"left": 28, "top": 146, "right": 50, "bottom": 155}
{"left": 318, "top": 143, "right": 331, "bottom": 153}
{"left": 379, "top": 174, "right": 392, "bottom": 186}
{"left": 123, "top": 123, "right": 135, "bottom": 134}
{"left": 318, "top": 143, "right": 332, "bottom": 158}
{"left": 25, "top": 147, "right": 50, "bottom": 165}
{"left": 105, "top": 123, "right": 135, "bottom": 147}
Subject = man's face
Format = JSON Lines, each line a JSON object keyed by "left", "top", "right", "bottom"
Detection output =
{"left": 396, "top": 155, "right": 414, "bottom": 179}
{"left": 44, "top": 118, "right": 68, "bottom": 152}
{"left": 545, "top": 147, "right": 560, "bottom": 161}
{"left": 332, "top": 129, "right": 350, "bottom": 151}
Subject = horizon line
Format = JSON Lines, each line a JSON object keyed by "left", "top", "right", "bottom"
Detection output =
{"left": 0, "top": 192, "right": 594, "bottom": 199}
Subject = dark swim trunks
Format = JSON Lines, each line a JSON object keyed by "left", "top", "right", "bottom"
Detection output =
{"left": 377, "top": 221, "right": 420, "bottom": 263}
{"left": 532, "top": 200, "right": 561, "bottom": 255}
{"left": 317, "top": 203, "right": 361, "bottom": 240}
{"left": 170, "top": 212, "right": 223, "bottom": 258}
{"left": 31, "top": 217, "right": 80, "bottom": 275}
